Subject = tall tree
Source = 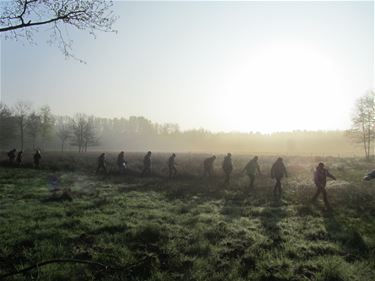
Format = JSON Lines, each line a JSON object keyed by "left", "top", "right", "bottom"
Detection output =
{"left": 348, "top": 90, "right": 375, "bottom": 161}
{"left": 71, "top": 114, "right": 86, "bottom": 152}
{"left": 0, "top": 103, "right": 17, "bottom": 149}
{"left": 0, "top": 0, "right": 117, "bottom": 60}
{"left": 26, "top": 111, "right": 42, "bottom": 149}
{"left": 71, "top": 114, "right": 98, "bottom": 152}
{"left": 39, "top": 105, "right": 54, "bottom": 148}
{"left": 82, "top": 117, "right": 99, "bottom": 152}
{"left": 13, "top": 101, "right": 31, "bottom": 150}
{"left": 56, "top": 116, "right": 72, "bottom": 152}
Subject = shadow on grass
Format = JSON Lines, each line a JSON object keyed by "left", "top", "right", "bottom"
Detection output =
{"left": 116, "top": 176, "right": 230, "bottom": 203}
{"left": 324, "top": 213, "right": 369, "bottom": 260}
{"left": 259, "top": 206, "right": 289, "bottom": 248}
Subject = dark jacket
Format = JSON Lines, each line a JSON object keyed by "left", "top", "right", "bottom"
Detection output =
{"left": 314, "top": 167, "right": 335, "bottom": 187}
{"left": 98, "top": 154, "right": 105, "bottom": 166}
{"left": 222, "top": 156, "right": 233, "bottom": 173}
{"left": 204, "top": 157, "right": 216, "bottom": 169}
{"left": 117, "top": 153, "right": 126, "bottom": 167}
{"left": 144, "top": 154, "right": 151, "bottom": 168}
{"left": 34, "top": 151, "right": 41, "bottom": 163}
{"left": 271, "top": 160, "right": 287, "bottom": 179}
{"left": 168, "top": 156, "right": 175, "bottom": 168}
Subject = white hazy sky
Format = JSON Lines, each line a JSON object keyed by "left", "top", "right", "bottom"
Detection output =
{"left": 1, "top": 1, "right": 374, "bottom": 133}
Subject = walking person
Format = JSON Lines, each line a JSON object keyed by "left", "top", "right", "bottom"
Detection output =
{"left": 141, "top": 151, "right": 152, "bottom": 177}
{"left": 96, "top": 153, "right": 107, "bottom": 174}
{"left": 271, "top": 157, "right": 288, "bottom": 197}
{"left": 117, "top": 151, "right": 127, "bottom": 174}
{"left": 311, "top": 162, "right": 336, "bottom": 211}
{"left": 242, "top": 156, "right": 261, "bottom": 190}
{"left": 16, "top": 150, "right": 23, "bottom": 167}
{"left": 7, "top": 148, "right": 16, "bottom": 164}
{"left": 168, "top": 153, "right": 177, "bottom": 179}
{"left": 203, "top": 155, "right": 216, "bottom": 178}
{"left": 33, "top": 150, "right": 42, "bottom": 169}
{"left": 222, "top": 153, "right": 233, "bottom": 184}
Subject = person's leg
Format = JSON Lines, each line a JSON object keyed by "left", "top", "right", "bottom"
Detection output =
{"left": 224, "top": 172, "right": 229, "bottom": 184}
{"left": 173, "top": 167, "right": 177, "bottom": 177}
{"left": 322, "top": 187, "right": 332, "bottom": 210}
{"left": 208, "top": 168, "right": 212, "bottom": 178}
{"left": 277, "top": 178, "right": 282, "bottom": 194}
{"left": 211, "top": 167, "right": 214, "bottom": 178}
{"left": 249, "top": 175, "right": 255, "bottom": 189}
{"left": 273, "top": 180, "right": 278, "bottom": 193}
{"left": 311, "top": 186, "right": 322, "bottom": 202}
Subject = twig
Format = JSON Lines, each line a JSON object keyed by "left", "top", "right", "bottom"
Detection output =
{"left": 0, "top": 255, "right": 153, "bottom": 280}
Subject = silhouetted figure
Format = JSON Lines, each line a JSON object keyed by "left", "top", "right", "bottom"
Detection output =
{"left": 16, "top": 151, "right": 23, "bottom": 167}
{"left": 271, "top": 157, "right": 288, "bottom": 196}
{"left": 222, "top": 153, "right": 233, "bottom": 184}
{"left": 168, "top": 153, "right": 177, "bottom": 178}
{"left": 203, "top": 155, "right": 216, "bottom": 178}
{"left": 141, "top": 151, "right": 152, "bottom": 177}
{"left": 363, "top": 170, "right": 375, "bottom": 181}
{"left": 33, "top": 150, "right": 42, "bottom": 169}
{"left": 117, "top": 151, "right": 127, "bottom": 174}
{"left": 96, "top": 153, "right": 107, "bottom": 174}
{"left": 7, "top": 149, "right": 16, "bottom": 164}
{"left": 311, "top": 162, "right": 336, "bottom": 210}
{"left": 243, "top": 156, "right": 261, "bottom": 189}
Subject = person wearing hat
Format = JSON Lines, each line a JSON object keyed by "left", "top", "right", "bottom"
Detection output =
{"left": 271, "top": 157, "right": 288, "bottom": 196}
{"left": 222, "top": 153, "right": 233, "bottom": 184}
{"left": 312, "top": 162, "right": 336, "bottom": 210}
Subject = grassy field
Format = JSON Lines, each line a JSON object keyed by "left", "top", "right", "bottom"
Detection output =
{"left": 0, "top": 153, "right": 375, "bottom": 280}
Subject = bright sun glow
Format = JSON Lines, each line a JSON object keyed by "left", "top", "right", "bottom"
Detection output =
{"left": 2, "top": 2, "right": 372, "bottom": 134}
{"left": 214, "top": 42, "right": 345, "bottom": 133}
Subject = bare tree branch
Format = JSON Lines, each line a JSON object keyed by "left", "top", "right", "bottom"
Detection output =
{"left": 0, "top": 255, "right": 154, "bottom": 280}
{"left": 0, "top": 0, "right": 118, "bottom": 60}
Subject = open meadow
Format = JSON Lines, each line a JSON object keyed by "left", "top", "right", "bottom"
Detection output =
{"left": 0, "top": 152, "right": 375, "bottom": 281}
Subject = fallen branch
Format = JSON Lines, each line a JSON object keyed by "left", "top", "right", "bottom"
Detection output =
{"left": 0, "top": 255, "right": 153, "bottom": 279}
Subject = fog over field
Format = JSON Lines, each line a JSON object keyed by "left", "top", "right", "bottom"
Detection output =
{"left": 0, "top": 1, "right": 374, "bottom": 281}
{"left": 0, "top": 102, "right": 367, "bottom": 156}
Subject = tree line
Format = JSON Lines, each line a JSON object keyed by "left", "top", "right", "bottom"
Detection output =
{"left": 1, "top": 97, "right": 374, "bottom": 157}
{"left": 0, "top": 101, "right": 183, "bottom": 152}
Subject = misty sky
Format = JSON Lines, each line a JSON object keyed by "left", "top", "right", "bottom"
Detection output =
{"left": 1, "top": 1, "right": 374, "bottom": 133}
